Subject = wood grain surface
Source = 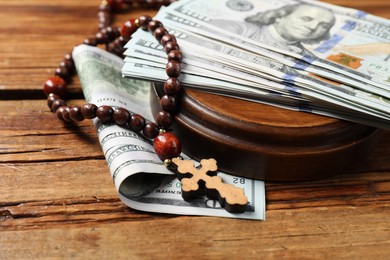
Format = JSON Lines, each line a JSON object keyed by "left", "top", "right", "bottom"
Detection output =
{"left": 0, "top": 0, "right": 389, "bottom": 259}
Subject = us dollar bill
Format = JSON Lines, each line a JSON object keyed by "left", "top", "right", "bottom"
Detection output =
{"left": 122, "top": 28, "right": 390, "bottom": 128}
{"left": 165, "top": 0, "right": 390, "bottom": 89}
{"left": 72, "top": 44, "right": 266, "bottom": 220}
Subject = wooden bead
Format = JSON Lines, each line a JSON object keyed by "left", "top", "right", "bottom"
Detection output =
{"left": 160, "top": 34, "right": 176, "bottom": 46}
{"left": 55, "top": 67, "right": 71, "bottom": 82}
{"left": 51, "top": 99, "right": 67, "bottom": 112}
{"left": 148, "top": 20, "right": 162, "bottom": 32}
{"left": 107, "top": 0, "right": 124, "bottom": 11}
{"left": 62, "top": 106, "right": 72, "bottom": 122}
{"left": 69, "top": 106, "right": 84, "bottom": 122}
{"left": 95, "top": 31, "right": 109, "bottom": 44}
{"left": 83, "top": 37, "right": 98, "bottom": 46}
{"left": 137, "top": 15, "right": 152, "bottom": 30}
{"left": 96, "top": 105, "right": 114, "bottom": 123}
{"left": 128, "top": 114, "right": 145, "bottom": 132}
{"left": 166, "top": 61, "right": 181, "bottom": 78}
{"left": 153, "top": 27, "right": 167, "bottom": 41}
{"left": 81, "top": 103, "right": 98, "bottom": 119}
{"left": 121, "top": 18, "right": 138, "bottom": 40}
{"left": 113, "top": 107, "right": 130, "bottom": 126}
{"left": 43, "top": 76, "right": 67, "bottom": 98}
{"left": 143, "top": 122, "right": 159, "bottom": 139}
{"left": 153, "top": 132, "right": 181, "bottom": 160}
{"left": 56, "top": 106, "right": 66, "bottom": 121}
{"left": 160, "top": 94, "right": 176, "bottom": 112}
{"left": 164, "top": 41, "right": 179, "bottom": 54}
{"left": 47, "top": 93, "right": 60, "bottom": 110}
{"left": 59, "top": 59, "right": 74, "bottom": 73}
{"left": 167, "top": 50, "right": 182, "bottom": 62}
{"left": 156, "top": 111, "right": 173, "bottom": 129}
{"left": 164, "top": 77, "right": 181, "bottom": 95}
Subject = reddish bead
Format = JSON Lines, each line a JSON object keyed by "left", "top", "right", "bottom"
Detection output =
{"left": 164, "top": 77, "right": 181, "bottom": 95}
{"left": 128, "top": 114, "right": 145, "bottom": 132}
{"left": 121, "top": 19, "right": 138, "bottom": 40}
{"left": 167, "top": 50, "right": 183, "bottom": 62}
{"left": 166, "top": 61, "right": 181, "bottom": 77}
{"left": 137, "top": 15, "right": 152, "bottom": 30}
{"left": 43, "top": 76, "right": 67, "bottom": 98}
{"left": 164, "top": 41, "right": 179, "bottom": 54}
{"left": 81, "top": 103, "right": 98, "bottom": 119}
{"left": 153, "top": 132, "right": 181, "bottom": 160}
{"left": 47, "top": 93, "right": 60, "bottom": 110}
{"left": 148, "top": 20, "right": 162, "bottom": 32}
{"left": 156, "top": 111, "right": 173, "bottom": 129}
{"left": 160, "top": 94, "right": 176, "bottom": 112}
{"left": 51, "top": 99, "right": 67, "bottom": 112}
{"left": 96, "top": 105, "right": 114, "bottom": 123}
{"left": 153, "top": 27, "right": 167, "bottom": 41}
{"left": 143, "top": 122, "right": 159, "bottom": 139}
{"left": 69, "top": 106, "right": 84, "bottom": 122}
{"left": 160, "top": 34, "right": 176, "bottom": 46}
{"left": 113, "top": 107, "right": 130, "bottom": 126}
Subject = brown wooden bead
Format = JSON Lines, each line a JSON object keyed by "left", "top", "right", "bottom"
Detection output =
{"left": 167, "top": 50, "right": 183, "bottom": 62}
{"left": 69, "top": 106, "right": 84, "bottom": 122}
{"left": 104, "top": 26, "right": 120, "bottom": 41}
{"left": 47, "top": 93, "right": 60, "bottom": 110}
{"left": 156, "top": 111, "right": 173, "bottom": 129}
{"left": 43, "top": 75, "right": 66, "bottom": 97}
{"left": 51, "top": 99, "right": 67, "bottom": 112}
{"left": 81, "top": 103, "right": 98, "bottom": 119}
{"left": 107, "top": 0, "right": 124, "bottom": 11}
{"left": 164, "top": 41, "right": 179, "bottom": 54}
{"left": 153, "top": 27, "right": 167, "bottom": 41}
{"left": 96, "top": 105, "right": 114, "bottom": 123}
{"left": 128, "top": 114, "right": 145, "bottom": 132}
{"left": 166, "top": 61, "right": 181, "bottom": 78}
{"left": 83, "top": 37, "right": 98, "bottom": 46}
{"left": 95, "top": 31, "right": 109, "bottom": 44}
{"left": 55, "top": 66, "right": 71, "bottom": 82}
{"left": 60, "top": 59, "right": 74, "bottom": 73}
{"left": 160, "top": 34, "right": 176, "bottom": 46}
{"left": 164, "top": 77, "right": 181, "bottom": 95}
{"left": 153, "top": 132, "right": 181, "bottom": 160}
{"left": 113, "top": 107, "right": 130, "bottom": 126}
{"left": 61, "top": 106, "right": 72, "bottom": 122}
{"left": 148, "top": 20, "right": 162, "bottom": 32}
{"left": 121, "top": 18, "right": 137, "bottom": 40}
{"left": 160, "top": 94, "right": 176, "bottom": 112}
{"left": 137, "top": 15, "right": 152, "bottom": 30}
{"left": 56, "top": 106, "right": 66, "bottom": 121}
{"left": 143, "top": 122, "right": 159, "bottom": 139}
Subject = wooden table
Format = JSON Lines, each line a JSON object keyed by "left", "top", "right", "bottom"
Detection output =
{"left": 0, "top": 0, "right": 389, "bottom": 258}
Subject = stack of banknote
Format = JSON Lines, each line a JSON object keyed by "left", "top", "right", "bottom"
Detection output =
{"left": 122, "top": 0, "right": 390, "bottom": 129}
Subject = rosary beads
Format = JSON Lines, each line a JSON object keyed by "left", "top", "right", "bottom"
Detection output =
{"left": 43, "top": 0, "right": 182, "bottom": 163}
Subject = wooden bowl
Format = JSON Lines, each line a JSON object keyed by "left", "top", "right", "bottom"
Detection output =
{"left": 151, "top": 84, "right": 378, "bottom": 181}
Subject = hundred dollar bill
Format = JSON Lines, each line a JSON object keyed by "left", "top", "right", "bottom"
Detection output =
{"left": 72, "top": 44, "right": 266, "bottom": 220}
{"left": 122, "top": 51, "right": 390, "bottom": 129}
{"left": 155, "top": 10, "right": 390, "bottom": 102}
{"left": 125, "top": 25, "right": 390, "bottom": 118}
{"left": 122, "top": 31, "right": 390, "bottom": 128}
{"left": 164, "top": 0, "right": 390, "bottom": 89}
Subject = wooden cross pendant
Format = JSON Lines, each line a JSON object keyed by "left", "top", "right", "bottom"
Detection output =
{"left": 171, "top": 157, "right": 248, "bottom": 213}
